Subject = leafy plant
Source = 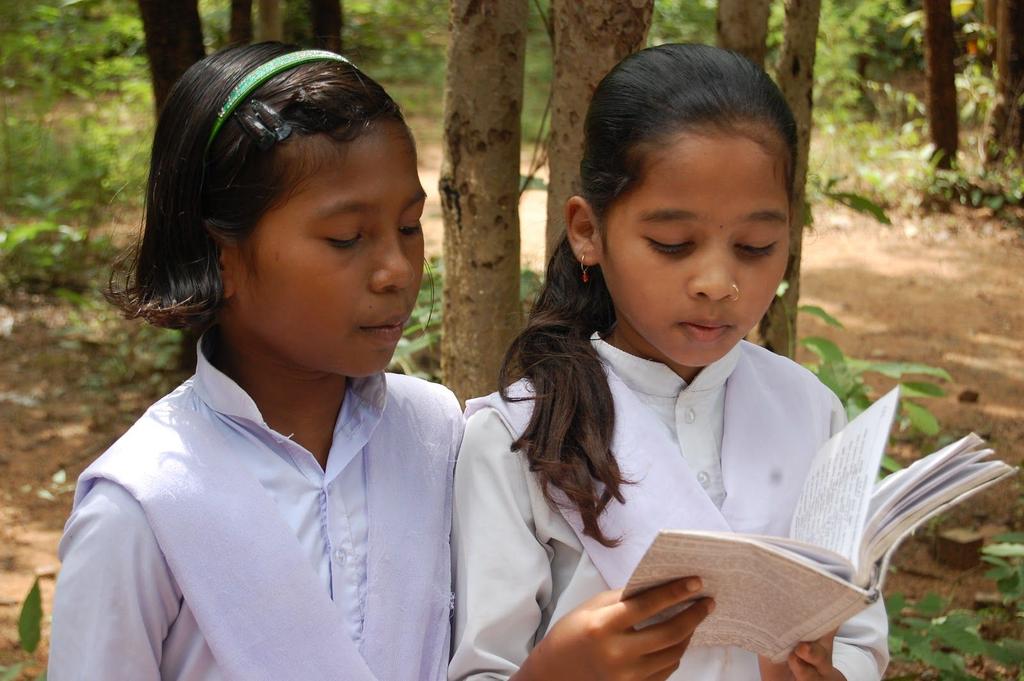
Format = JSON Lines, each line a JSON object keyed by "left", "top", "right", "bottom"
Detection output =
{"left": 0, "top": 220, "right": 118, "bottom": 294}
{"left": 923, "top": 155, "right": 1024, "bottom": 215}
{"left": 982, "top": 533, "right": 1024, "bottom": 616}
{"left": 797, "top": 304, "right": 952, "bottom": 474}
{"left": 887, "top": 591, "right": 1024, "bottom": 680}
{"left": 390, "top": 259, "right": 443, "bottom": 380}
{"left": 0, "top": 578, "right": 48, "bottom": 680}
{"left": 809, "top": 175, "right": 892, "bottom": 225}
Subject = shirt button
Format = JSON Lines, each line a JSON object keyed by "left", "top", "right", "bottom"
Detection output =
{"left": 334, "top": 548, "right": 347, "bottom": 564}
{"left": 697, "top": 471, "right": 710, "bottom": 488}
{"left": 684, "top": 408, "right": 696, "bottom": 424}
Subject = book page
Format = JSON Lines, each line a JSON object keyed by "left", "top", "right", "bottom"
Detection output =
{"left": 866, "top": 434, "right": 986, "bottom": 530}
{"left": 789, "top": 389, "right": 900, "bottom": 565}
{"left": 623, "top": 531, "right": 873, "bottom": 663}
{"left": 867, "top": 461, "right": 1015, "bottom": 569}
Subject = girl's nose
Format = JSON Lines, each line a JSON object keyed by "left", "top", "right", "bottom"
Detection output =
{"left": 687, "top": 257, "right": 736, "bottom": 302}
{"left": 369, "top": 242, "right": 416, "bottom": 293}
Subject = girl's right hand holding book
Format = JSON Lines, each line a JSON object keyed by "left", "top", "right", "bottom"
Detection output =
{"left": 512, "top": 578, "right": 713, "bottom": 681}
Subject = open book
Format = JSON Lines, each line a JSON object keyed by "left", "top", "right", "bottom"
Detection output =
{"left": 622, "top": 388, "right": 1016, "bottom": 663}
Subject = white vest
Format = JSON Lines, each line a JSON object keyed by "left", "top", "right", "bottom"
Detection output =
{"left": 465, "top": 340, "right": 836, "bottom": 588}
{"left": 74, "top": 373, "right": 462, "bottom": 681}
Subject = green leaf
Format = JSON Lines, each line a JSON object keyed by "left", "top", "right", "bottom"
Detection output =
{"left": 991, "top": 637, "right": 1024, "bottom": 665}
{"left": 18, "top": 578, "right": 42, "bottom": 653}
{"left": 993, "top": 532, "right": 1024, "bottom": 543}
{"left": 825, "top": 190, "right": 892, "bottom": 225}
{"left": 931, "top": 614, "right": 987, "bottom": 654}
{"left": 847, "top": 360, "right": 953, "bottom": 381}
{"left": 880, "top": 455, "right": 904, "bottom": 474}
{"left": 902, "top": 400, "right": 940, "bottom": 436}
{"left": 914, "top": 592, "right": 947, "bottom": 617}
{"left": 800, "top": 336, "right": 845, "bottom": 364}
{"left": 0, "top": 665, "right": 25, "bottom": 681}
{"left": 886, "top": 592, "right": 907, "bottom": 614}
{"left": 798, "top": 305, "right": 845, "bottom": 329}
{"left": 984, "top": 563, "right": 1013, "bottom": 581}
{"left": 899, "top": 381, "right": 946, "bottom": 398}
{"left": 983, "top": 543, "right": 1024, "bottom": 558}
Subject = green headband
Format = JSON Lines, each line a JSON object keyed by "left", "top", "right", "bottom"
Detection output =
{"left": 206, "top": 49, "right": 352, "bottom": 151}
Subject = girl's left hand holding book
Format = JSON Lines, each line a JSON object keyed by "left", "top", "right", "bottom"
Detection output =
{"left": 758, "top": 629, "right": 847, "bottom": 681}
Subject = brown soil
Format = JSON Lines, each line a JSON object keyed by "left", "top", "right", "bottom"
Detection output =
{"left": 1, "top": 152, "right": 1022, "bottom": 678}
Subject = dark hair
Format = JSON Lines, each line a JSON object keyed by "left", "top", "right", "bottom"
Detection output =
{"left": 108, "top": 42, "right": 407, "bottom": 330}
{"left": 500, "top": 43, "right": 798, "bottom": 546}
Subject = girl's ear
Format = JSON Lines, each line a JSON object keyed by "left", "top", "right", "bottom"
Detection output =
{"left": 564, "top": 196, "right": 604, "bottom": 265}
{"left": 216, "top": 239, "right": 239, "bottom": 301}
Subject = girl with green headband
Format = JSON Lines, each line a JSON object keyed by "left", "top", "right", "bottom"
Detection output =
{"left": 48, "top": 42, "right": 462, "bottom": 681}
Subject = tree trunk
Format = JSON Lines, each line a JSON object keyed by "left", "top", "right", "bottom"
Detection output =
{"left": 985, "top": 0, "right": 1000, "bottom": 27}
{"left": 758, "top": 0, "right": 821, "bottom": 358}
{"left": 717, "top": 0, "right": 772, "bottom": 67}
{"left": 440, "top": 0, "right": 528, "bottom": 402}
{"left": 987, "top": 0, "right": 1024, "bottom": 161}
{"left": 229, "top": 0, "right": 253, "bottom": 45}
{"left": 310, "top": 0, "right": 343, "bottom": 52}
{"left": 923, "top": 0, "right": 959, "bottom": 169}
{"left": 544, "top": 0, "right": 653, "bottom": 258}
{"left": 257, "top": 0, "right": 283, "bottom": 41}
{"left": 136, "top": 0, "right": 205, "bottom": 112}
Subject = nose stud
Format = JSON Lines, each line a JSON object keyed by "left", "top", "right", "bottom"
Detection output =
{"left": 728, "top": 283, "right": 740, "bottom": 301}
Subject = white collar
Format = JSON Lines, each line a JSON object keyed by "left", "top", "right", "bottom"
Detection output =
{"left": 591, "top": 332, "right": 741, "bottom": 399}
{"left": 191, "top": 330, "right": 387, "bottom": 439}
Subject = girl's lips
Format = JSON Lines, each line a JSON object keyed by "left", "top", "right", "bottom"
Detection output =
{"left": 679, "top": 321, "right": 730, "bottom": 343}
{"left": 360, "top": 320, "right": 406, "bottom": 345}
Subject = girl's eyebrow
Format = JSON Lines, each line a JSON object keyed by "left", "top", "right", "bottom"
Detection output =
{"left": 746, "top": 209, "right": 788, "bottom": 223}
{"left": 639, "top": 208, "right": 700, "bottom": 223}
{"left": 639, "top": 208, "right": 787, "bottom": 224}
{"left": 314, "top": 189, "right": 427, "bottom": 219}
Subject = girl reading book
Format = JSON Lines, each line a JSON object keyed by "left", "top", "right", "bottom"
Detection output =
{"left": 450, "top": 43, "right": 888, "bottom": 681}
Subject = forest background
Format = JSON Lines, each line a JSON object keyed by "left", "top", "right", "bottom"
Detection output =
{"left": 0, "top": 0, "right": 1022, "bottom": 679}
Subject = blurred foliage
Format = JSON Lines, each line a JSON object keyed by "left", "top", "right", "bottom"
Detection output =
{"left": 648, "top": 0, "right": 716, "bottom": 46}
{"left": 0, "top": 0, "right": 151, "bottom": 223}
{"left": 887, "top": 586, "right": 1024, "bottom": 680}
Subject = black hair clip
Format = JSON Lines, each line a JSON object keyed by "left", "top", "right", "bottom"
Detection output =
{"left": 235, "top": 99, "right": 293, "bottom": 151}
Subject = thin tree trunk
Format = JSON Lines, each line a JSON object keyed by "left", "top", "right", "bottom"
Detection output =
{"left": 229, "top": 0, "right": 253, "bottom": 45}
{"left": 440, "top": 0, "right": 527, "bottom": 402}
{"left": 136, "top": 0, "right": 205, "bottom": 112}
{"left": 717, "top": 0, "right": 772, "bottom": 67}
{"left": 310, "top": 0, "right": 343, "bottom": 53}
{"left": 257, "top": 0, "right": 283, "bottom": 41}
{"left": 136, "top": 0, "right": 205, "bottom": 368}
{"left": 987, "top": 0, "right": 1024, "bottom": 161}
{"left": 544, "top": 0, "right": 653, "bottom": 258}
{"left": 986, "top": 0, "right": 999, "bottom": 27}
{"left": 923, "top": 0, "right": 959, "bottom": 169}
{"left": 758, "top": 0, "right": 821, "bottom": 358}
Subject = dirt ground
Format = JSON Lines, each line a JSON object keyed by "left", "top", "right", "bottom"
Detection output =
{"left": 1, "top": 149, "right": 1022, "bottom": 677}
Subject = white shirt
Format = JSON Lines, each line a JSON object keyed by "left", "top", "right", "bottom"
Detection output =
{"left": 50, "top": 338, "right": 377, "bottom": 681}
{"left": 591, "top": 335, "right": 740, "bottom": 507}
{"left": 450, "top": 339, "right": 886, "bottom": 680}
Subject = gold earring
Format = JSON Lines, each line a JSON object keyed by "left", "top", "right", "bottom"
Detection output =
{"left": 580, "top": 254, "right": 590, "bottom": 284}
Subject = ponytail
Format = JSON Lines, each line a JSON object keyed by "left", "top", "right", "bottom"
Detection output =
{"left": 499, "top": 236, "right": 625, "bottom": 546}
